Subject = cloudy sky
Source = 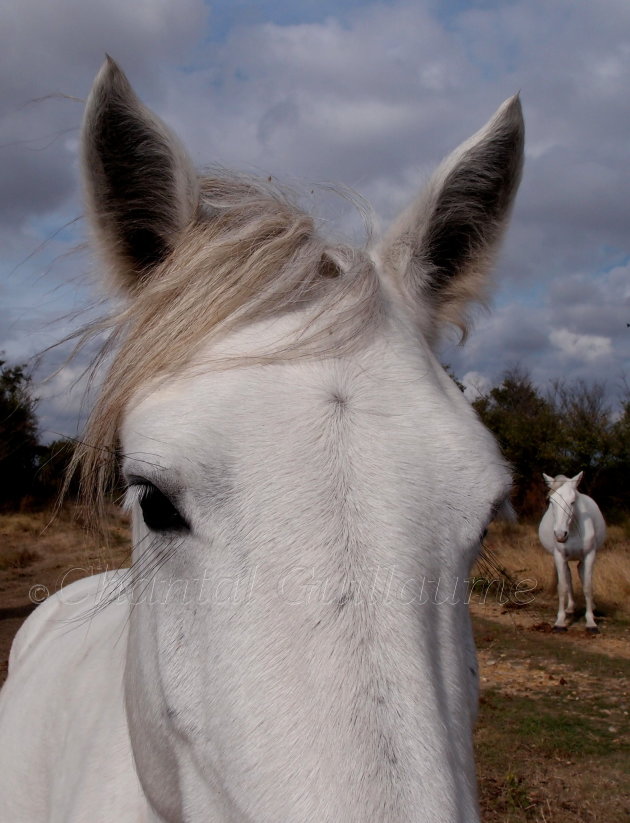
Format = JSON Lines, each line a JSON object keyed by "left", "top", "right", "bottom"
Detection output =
{"left": 2, "top": 0, "right": 629, "bottom": 439}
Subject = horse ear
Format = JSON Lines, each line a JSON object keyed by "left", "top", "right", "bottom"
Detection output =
{"left": 571, "top": 471, "right": 584, "bottom": 488}
{"left": 377, "top": 96, "right": 524, "bottom": 341}
{"left": 542, "top": 473, "right": 554, "bottom": 488}
{"left": 81, "top": 57, "right": 199, "bottom": 293}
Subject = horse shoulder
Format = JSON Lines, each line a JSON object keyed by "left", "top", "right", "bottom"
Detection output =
{"left": 538, "top": 506, "right": 555, "bottom": 552}
{"left": 0, "top": 573, "right": 146, "bottom": 822}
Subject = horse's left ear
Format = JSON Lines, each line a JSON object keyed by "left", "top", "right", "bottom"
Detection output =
{"left": 81, "top": 57, "right": 199, "bottom": 293}
{"left": 377, "top": 96, "right": 524, "bottom": 341}
{"left": 570, "top": 471, "right": 584, "bottom": 488}
{"left": 542, "top": 473, "right": 555, "bottom": 488}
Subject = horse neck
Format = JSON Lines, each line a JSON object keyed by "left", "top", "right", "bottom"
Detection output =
{"left": 574, "top": 490, "right": 594, "bottom": 512}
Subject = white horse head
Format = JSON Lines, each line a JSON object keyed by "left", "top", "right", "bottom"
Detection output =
{"left": 542, "top": 471, "right": 583, "bottom": 543}
{"left": 76, "top": 58, "right": 524, "bottom": 822}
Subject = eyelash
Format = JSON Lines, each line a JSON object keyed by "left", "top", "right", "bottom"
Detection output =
{"left": 127, "top": 482, "right": 189, "bottom": 533}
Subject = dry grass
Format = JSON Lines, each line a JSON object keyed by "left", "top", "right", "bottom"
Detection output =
{"left": 0, "top": 506, "right": 130, "bottom": 611}
{"left": 0, "top": 548, "right": 41, "bottom": 571}
{"left": 477, "top": 519, "right": 630, "bottom": 618}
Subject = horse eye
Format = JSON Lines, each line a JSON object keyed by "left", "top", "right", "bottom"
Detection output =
{"left": 137, "top": 484, "right": 189, "bottom": 533}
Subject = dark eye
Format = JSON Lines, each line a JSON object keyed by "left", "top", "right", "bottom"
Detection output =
{"left": 137, "top": 484, "right": 189, "bottom": 533}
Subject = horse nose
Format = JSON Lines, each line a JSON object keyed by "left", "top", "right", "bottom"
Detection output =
{"left": 554, "top": 530, "right": 568, "bottom": 543}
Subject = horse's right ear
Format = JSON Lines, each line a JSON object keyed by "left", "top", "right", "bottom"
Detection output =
{"left": 81, "top": 57, "right": 199, "bottom": 293}
{"left": 570, "top": 471, "right": 584, "bottom": 488}
{"left": 542, "top": 473, "right": 554, "bottom": 488}
{"left": 376, "top": 96, "right": 524, "bottom": 343}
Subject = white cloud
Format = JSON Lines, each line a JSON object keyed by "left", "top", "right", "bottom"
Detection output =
{"left": 549, "top": 328, "right": 612, "bottom": 363}
{"left": 35, "top": 361, "right": 101, "bottom": 440}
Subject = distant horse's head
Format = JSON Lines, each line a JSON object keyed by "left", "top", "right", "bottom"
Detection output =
{"left": 78, "top": 58, "right": 523, "bottom": 823}
{"left": 543, "top": 472, "right": 583, "bottom": 542}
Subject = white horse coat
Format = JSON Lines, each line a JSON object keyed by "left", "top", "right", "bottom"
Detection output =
{"left": 0, "top": 58, "right": 524, "bottom": 823}
{"left": 0, "top": 573, "right": 147, "bottom": 821}
{"left": 539, "top": 472, "right": 606, "bottom": 631}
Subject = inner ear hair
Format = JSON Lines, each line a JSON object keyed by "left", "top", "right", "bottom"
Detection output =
{"left": 82, "top": 57, "right": 199, "bottom": 292}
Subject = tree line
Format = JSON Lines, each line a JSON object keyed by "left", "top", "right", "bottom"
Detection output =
{"left": 470, "top": 366, "right": 630, "bottom": 520}
{"left": 0, "top": 359, "right": 76, "bottom": 509}
{"left": 1, "top": 358, "right": 629, "bottom": 520}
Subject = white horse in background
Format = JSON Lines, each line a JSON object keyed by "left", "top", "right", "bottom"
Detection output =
{"left": 0, "top": 58, "right": 524, "bottom": 823}
{"left": 539, "top": 472, "right": 606, "bottom": 633}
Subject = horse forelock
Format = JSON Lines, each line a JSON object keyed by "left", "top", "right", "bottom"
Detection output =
{"left": 70, "top": 172, "right": 383, "bottom": 528}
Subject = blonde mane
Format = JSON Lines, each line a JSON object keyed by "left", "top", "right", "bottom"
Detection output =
{"left": 71, "top": 173, "right": 383, "bottom": 524}
{"left": 546, "top": 474, "right": 570, "bottom": 494}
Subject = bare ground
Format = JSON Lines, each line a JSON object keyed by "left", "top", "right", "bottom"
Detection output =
{"left": 473, "top": 611, "right": 630, "bottom": 823}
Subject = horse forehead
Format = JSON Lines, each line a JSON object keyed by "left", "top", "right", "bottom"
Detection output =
{"left": 555, "top": 483, "right": 576, "bottom": 501}
{"left": 122, "top": 338, "right": 507, "bottom": 505}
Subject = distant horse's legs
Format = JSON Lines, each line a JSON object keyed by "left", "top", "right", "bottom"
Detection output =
{"left": 553, "top": 550, "right": 570, "bottom": 631}
{"left": 578, "top": 552, "right": 598, "bottom": 632}
{"left": 565, "top": 565, "right": 575, "bottom": 616}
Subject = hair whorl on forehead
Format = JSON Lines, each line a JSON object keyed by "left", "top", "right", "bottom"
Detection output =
{"left": 69, "top": 173, "right": 382, "bottom": 529}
